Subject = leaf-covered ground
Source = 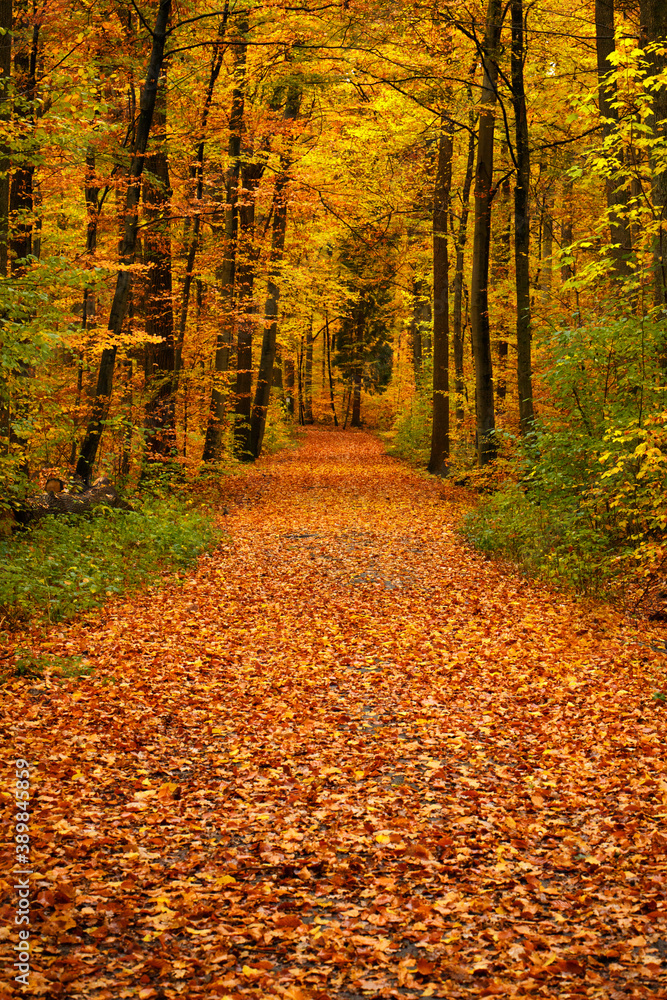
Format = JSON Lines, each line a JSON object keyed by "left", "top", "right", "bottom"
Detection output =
{"left": 3, "top": 429, "right": 667, "bottom": 999}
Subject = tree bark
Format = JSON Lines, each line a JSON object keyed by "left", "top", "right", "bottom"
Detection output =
{"left": 304, "top": 320, "right": 314, "bottom": 423}
{"left": 247, "top": 170, "right": 290, "bottom": 457}
{"left": 10, "top": 2, "right": 38, "bottom": 273}
{"left": 492, "top": 149, "right": 511, "bottom": 404}
{"left": 595, "top": 0, "right": 632, "bottom": 279}
{"left": 247, "top": 80, "right": 301, "bottom": 458}
{"left": 325, "top": 316, "right": 338, "bottom": 425}
{"left": 512, "top": 0, "right": 535, "bottom": 434}
{"left": 202, "top": 15, "right": 248, "bottom": 462}
{"left": 284, "top": 357, "right": 295, "bottom": 416}
{"left": 11, "top": 478, "right": 133, "bottom": 526}
{"left": 75, "top": 0, "right": 172, "bottom": 484}
{"left": 176, "top": 6, "right": 229, "bottom": 377}
{"left": 428, "top": 116, "right": 453, "bottom": 476}
{"left": 639, "top": 0, "right": 667, "bottom": 304}
{"left": 470, "top": 0, "right": 502, "bottom": 464}
{"left": 234, "top": 156, "right": 265, "bottom": 454}
{"left": 143, "top": 70, "right": 175, "bottom": 458}
{"left": 0, "top": 0, "right": 11, "bottom": 277}
{"left": 452, "top": 77, "right": 476, "bottom": 426}
{"left": 410, "top": 276, "right": 422, "bottom": 382}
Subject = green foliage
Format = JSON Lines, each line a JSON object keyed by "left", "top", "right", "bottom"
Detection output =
{"left": 463, "top": 313, "right": 667, "bottom": 594}
{"left": 0, "top": 260, "right": 115, "bottom": 486}
{"left": 385, "top": 390, "right": 432, "bottom": 466}
{"left": 4, "top": 648, "right": 92, "bottom": 683}
{"left": 0, "top": 496, "right": 221, "bottom": 627}
{"left": 262, "top": 398, "right": 299, "bottom": 454}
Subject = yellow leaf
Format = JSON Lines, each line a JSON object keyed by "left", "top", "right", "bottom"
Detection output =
{"left": 376, "top": 833, "right": 391, "bottom": 844}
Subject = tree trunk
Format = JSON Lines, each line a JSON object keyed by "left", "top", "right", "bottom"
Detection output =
{"left": 595, "top": 0, "right": 632, "bottom": 279}
{"left": 350, "top": 368, "right": 362, "bottom": 427}
{"left": 75, "top": 0, "right": 172, "bottom": 484}
{"left": 410, "top": 277, "right": 423, "bottom": 383}
{"left": 639, "top": 0, "right": 667, "bottom": 305}
{"left": 234, "top": 157, "right": 265, "bottom": 455}
{"left": 297, "top": 337, "right": 305, "bottom": 425}
{"left": 560, "top": 163, "right": 574, "bottom": 287}
{"left": 0, "top": 0, "right": 11, "bottom": 277}
{"left": 176, "top": 7, "right": 229, "bottom": 378}
{"left": 284, "top": 358, "right": 295, "bottom": 416}
{"left": 325, "top": 316, "right": 338, "bottom": 426}
{"left": 304, "top": 319, "right": 314, "bottom": 424}
{"left": 470, "top": 0, "right": 502, "bottom": 464}
{"left": 452, "top": 80, "right": 476, "bottom": 426}
{"left": 428, "top": 116, "right": 453, "bottom": 476}
{"left": 512, "top": 0, "right": 535, "bottom": 434}
{"left": 143, "top": 70, "right": 175, "bottom": 458}
{"left": 247, "top": 173, "right": 289, "bottom": 457}
{"left": 10, "top": 3, "right": 38, "bottom": 273}
{"left": 247, "top": 80, "right": 301, "bottom": 459}
{"left": 492, "top": 151, "right": 511, "bottom": 404}
{"left": 202, "top": 16, "right": 248, "bottom": 462}
{"left": 11, "top": 478, "right": 133, "bottom": 526}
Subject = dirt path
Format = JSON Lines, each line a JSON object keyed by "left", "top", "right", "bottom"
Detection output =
{"left": 3, "top": 429, "right": 667, "bottom": 1000}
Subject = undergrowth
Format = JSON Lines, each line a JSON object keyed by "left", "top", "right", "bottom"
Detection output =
{"left": 0, "top": 494, "right": 221, "bottom": 629}
{"left": 462, "top": 312, "right": 667, "bottom": 598}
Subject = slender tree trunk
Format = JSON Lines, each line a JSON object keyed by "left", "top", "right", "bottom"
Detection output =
{"left": 512, "top": 0, "right": 535, "bottom": 434}
{"left": 247, "top": 175, "right": 289, "bottom": 458}
{"left": 325, "top": 316, "right": 338, "bottom": 425}
{"left": 284, "top": 357, "right": 295, "bottom": 416}
{"left": 470, "top": 0, "right": 502, "bottom": 464}
{"left": 176, "top": 7, "right": 229, "bottom": 378}
{"left": 234, "top": 157, "right": 265, "bottom": 453}
{"left": 297, "top": 337, "right": 305, "bottom": 425}
{"left": 410, "top": 276, "right": 423, "bottom": 383}
{"left": 560, "top": 164, "right": 574, "bottom": 287}
{"left": 453, "top": 85, "right": 476, "bottom": 426}
{"left": 0, "top": 0, "right": 11, "bottom": 450}
{"left": 304, "top": 319, "right": 314, "bottom": 424}
{"left": 0, "top": 0, "right": 11, "bottom": 277}
{"left": 143, "top": 70, "right": 175, "bottom": 458}
{"left": 69, "top": 148, "right": 101, "bottom": 464}
{"left": 350, "top": 369, "right": 362, "bottom": 427}
{"left": 540, "top": 186, "right": 554, "bottom": 302}
{"left": 202, "top": 16, "right": 248, "bottom": 462}
{"left": 247, "top": 173, "right": 289, "bottom": 456}
{"left": 75, "top": 0, "right": 172, "bottom": 484}
{"left": 247, "top": 81, "right": 300, "bottom": 458}
{"left": 428, "top": 115, "right": 453, "bottom": 476}
{"left": 639, "top": 0, "right": 667, "bottom": 305}
{"left": 595, "top": 0, "right": 632, "bottom": 279}
{"left": 10, "top": 4, "right": 38, "bottom": 272}
{"left": 349, "top": 311, "right": 363, "bottom": 428}
{"left": 492, "top": 152, "right": 511, "bottom": 404}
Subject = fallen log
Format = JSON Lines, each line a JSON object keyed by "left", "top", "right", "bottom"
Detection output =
{"left": 7, "top": 476, "right": 134, "bottom": 528}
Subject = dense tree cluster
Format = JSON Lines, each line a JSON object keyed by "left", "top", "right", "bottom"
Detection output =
{"left": 0, "top": 0, "right": 666, "bottom": 526}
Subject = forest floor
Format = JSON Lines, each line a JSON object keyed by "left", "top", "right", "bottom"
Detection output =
{"left": 2, "top": 428, "right": 667, "bottom": 1000}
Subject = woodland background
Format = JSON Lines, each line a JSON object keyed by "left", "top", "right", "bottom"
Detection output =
{"left": 1, "top": 0, "right": 667, "bottom": 600}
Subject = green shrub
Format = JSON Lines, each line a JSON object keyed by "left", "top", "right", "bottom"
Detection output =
{"left": 0, "top": 495, "right": 221, "bottom": 627}
{"left": 262, "top": 398, "right": 298, "bottom": 455}
{"left": 463, "top": 311, "right": 667, "bottom": 595}
{"left": 386, "top": 392, "right": 432, "bottom": 466}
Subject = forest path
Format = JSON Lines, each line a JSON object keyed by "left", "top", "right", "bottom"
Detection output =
{"left": 5, "top": 428, "right": 667, "bottom": 1000}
